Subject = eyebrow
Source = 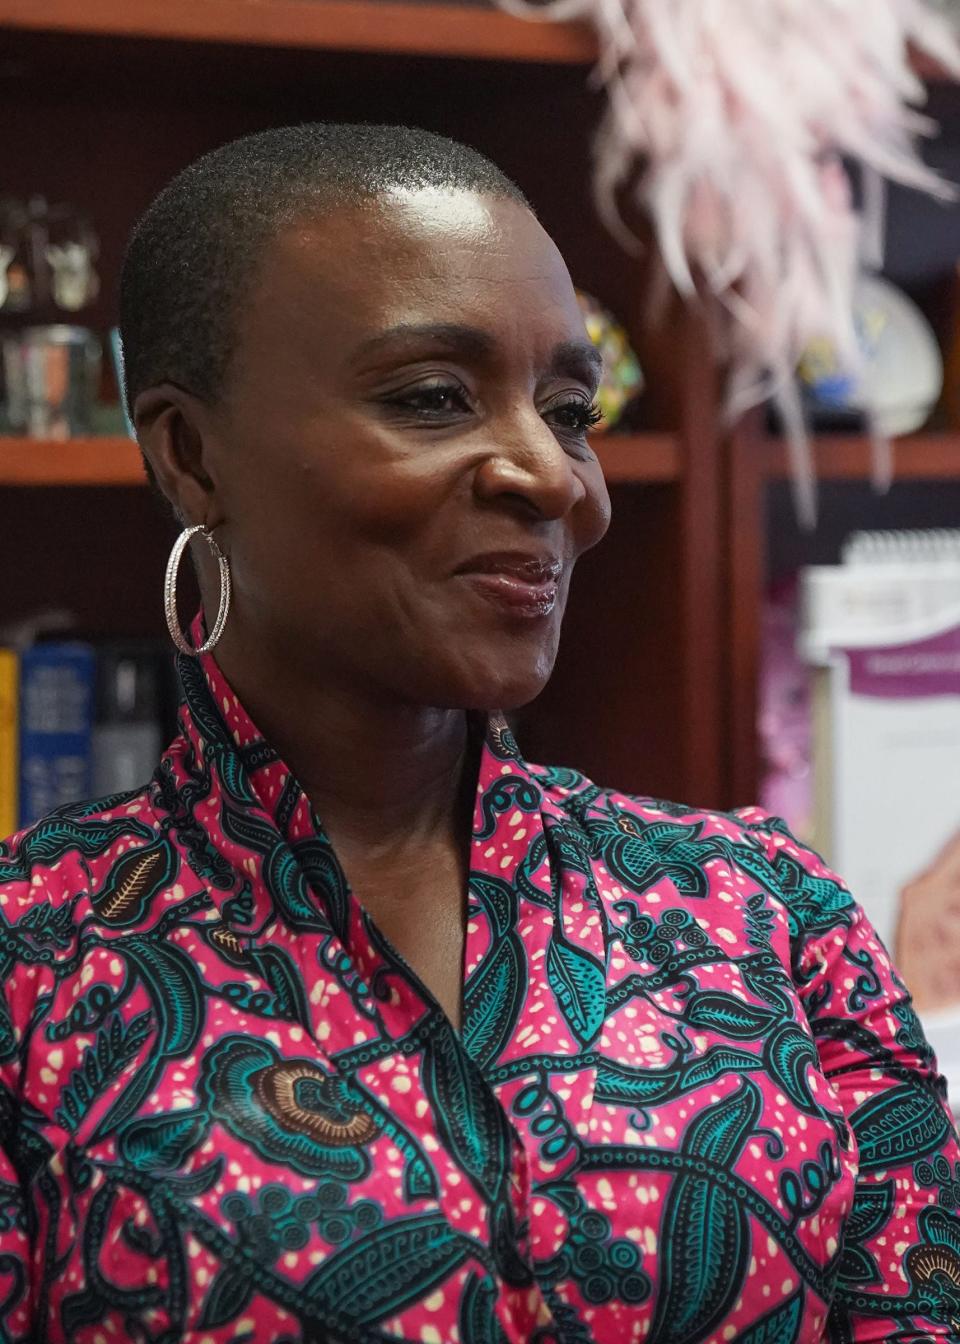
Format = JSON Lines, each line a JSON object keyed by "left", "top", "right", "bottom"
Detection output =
{"left": 351, "top": 322, "right": 496, "bottom": 365}
{"left": 351, "top": 322, "right": 603, "bottom": 387}
{"left": 551, "top": 339, "right": 604, "bottom": 386}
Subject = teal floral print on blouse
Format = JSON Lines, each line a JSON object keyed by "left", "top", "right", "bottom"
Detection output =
{"left": 0, "top": 644, "right": 956, "bottom": 1341}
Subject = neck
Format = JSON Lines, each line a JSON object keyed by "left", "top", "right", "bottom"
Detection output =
{"left": 209, "top": 627, "right": 477, "bottom": 858}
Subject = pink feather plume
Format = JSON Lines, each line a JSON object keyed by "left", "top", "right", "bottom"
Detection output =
{"left": 499, "top": 0, "right": 960, "bottom": 524}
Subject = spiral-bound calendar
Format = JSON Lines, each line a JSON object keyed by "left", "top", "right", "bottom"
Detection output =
{"left": 801, "top": 531, "right": 960, "bottom": 1110}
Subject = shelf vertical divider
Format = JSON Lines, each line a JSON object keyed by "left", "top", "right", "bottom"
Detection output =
{"left": 674, "top": 299, "right": 726, "bottom": 807}
{"left": 724, "top": 408, "right": 766, "bottom": 807}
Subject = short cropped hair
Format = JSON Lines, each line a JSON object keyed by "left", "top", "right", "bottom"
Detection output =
{"left": 119, "top": 122, "right": 528, "bottom": 413}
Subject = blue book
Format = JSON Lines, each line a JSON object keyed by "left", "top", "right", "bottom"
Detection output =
{"left": 18, "top": 643, "right": 95, "bottom": 829}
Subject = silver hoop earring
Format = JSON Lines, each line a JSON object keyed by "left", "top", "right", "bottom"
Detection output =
{"left": 164, "top": 524, "right": 231, "bottom": 656}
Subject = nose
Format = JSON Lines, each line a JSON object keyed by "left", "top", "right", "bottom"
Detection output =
{"left": 473, "top": 410, "right": 589, "bottom": 522}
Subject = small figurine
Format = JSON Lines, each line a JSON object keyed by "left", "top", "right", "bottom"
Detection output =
{"left": 46, "top": 240, "right": 100, "bottom": 312}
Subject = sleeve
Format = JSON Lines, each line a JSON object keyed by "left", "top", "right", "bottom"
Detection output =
{"left": 0, "top": 1081, "right": 32, "bottom": 1341}
{"left": 0, "top": 878, "right": 62, "bottom": 1342}
{"left": 740, "top": 809, "right": 960, "bottom": 1344}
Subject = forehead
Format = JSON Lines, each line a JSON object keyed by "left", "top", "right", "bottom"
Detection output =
{"left": 239, "top": 189, "right": 584, "bottom": 370}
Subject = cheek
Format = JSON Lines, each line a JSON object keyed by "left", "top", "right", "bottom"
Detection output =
{"left": 576, "top": 472, "right": 612, "bottom": 555}
{"left": 240, "top": 472, "right": 445, "bottom": 644}
{"left": 300, "top": 442, "right": 450, "bottom": 549}
{"left": 233, "top": 453, "right": 417, "bottom": 575}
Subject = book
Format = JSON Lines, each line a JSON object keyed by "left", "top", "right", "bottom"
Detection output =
{"left": 0, "top": 650, "right": 18, "bottom": 839}
{"left": 816, "top": 612, "right": 960, "bottom": 951}
{"left": 800, "top": 532, "right": 960, "bottom": 1110}
{"left": 18, "top": 642, "right": 95, "bottom": 830}
{"left": 91, "top": 642, "right": 164, "bottom": 797}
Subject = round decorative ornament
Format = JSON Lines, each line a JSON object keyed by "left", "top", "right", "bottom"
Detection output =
{"left": 798, "top": 275, "right": 942, "bottom": 437}
{"left": 576, "top": 289, "right": 644, "bottom": 430}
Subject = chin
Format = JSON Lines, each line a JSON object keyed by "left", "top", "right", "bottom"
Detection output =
{"left": 462, "top": 684, "right": 545, "bottom": 713}
{"left": 392, "top": 618, "right": 562, "bottom": 711}
{"left": 442, "top": 647, "right": 557, "bottom": 713}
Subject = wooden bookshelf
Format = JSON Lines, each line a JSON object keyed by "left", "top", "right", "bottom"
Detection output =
{"left": 0, "top": 0, "right": 595, "bottom": 62}
{"left": 766, "top": 432, "right": 960, "bottom": 482}
{"left": 5, "top": 7, "right": 952, "bottom": 810}
{"left": 0, "top": 433, "right": 681, "bottom": 487}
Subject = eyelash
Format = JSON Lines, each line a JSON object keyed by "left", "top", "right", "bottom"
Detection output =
{"left": 386, "top": 382, "right": 603, "bottom": 436}
{"left": 388, "top": 384, "right": 470, "bottom": 418}
{"left": 551, "top": 400, "right": 604, "bottom": 433}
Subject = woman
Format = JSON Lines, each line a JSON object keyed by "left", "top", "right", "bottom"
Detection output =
{"left": 1, "top": 123, "right": 957, "bottom": 1344}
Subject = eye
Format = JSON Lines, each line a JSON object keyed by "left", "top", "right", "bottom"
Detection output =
{"left": 383, "top": 380, "right": 472, "bottom": 419}
{"left": 545, "top": 397, "right": 604, "bottom": 436}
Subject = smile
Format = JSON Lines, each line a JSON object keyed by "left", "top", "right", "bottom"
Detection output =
{"left": 454, "top": 551, "right": 563, "bottom": 619}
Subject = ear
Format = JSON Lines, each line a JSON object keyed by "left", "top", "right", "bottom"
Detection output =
{"left": 134, "top": 384, "right": 226, "bottom": 530}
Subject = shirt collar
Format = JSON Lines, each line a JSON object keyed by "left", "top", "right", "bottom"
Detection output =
{"left": 171, "top": 620, "right": 546, "bottom": 874}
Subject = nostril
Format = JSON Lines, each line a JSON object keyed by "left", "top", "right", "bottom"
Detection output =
{"left": 472, "top": 431, "right": 593, "bottom": 521}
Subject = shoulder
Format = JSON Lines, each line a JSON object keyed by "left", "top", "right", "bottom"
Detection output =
{"left": 0, "top": 787, "right": 165, "bottom": 1076}
{"left": 533, "top": 761, "right": 856, "bottom": 939}
{"left": 533, "top": 757, "right": 784, "bottom": 856}
{"left": 0, "top": 784, "right": 169, "bottom": 932}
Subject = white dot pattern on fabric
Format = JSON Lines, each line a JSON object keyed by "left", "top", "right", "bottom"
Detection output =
{"left": 0, "top": 636, "right": 954, "bottom": 1340}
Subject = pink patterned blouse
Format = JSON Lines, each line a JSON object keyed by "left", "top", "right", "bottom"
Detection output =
{"left": 0, "top": 645, "right": 958, "bottom": 1343}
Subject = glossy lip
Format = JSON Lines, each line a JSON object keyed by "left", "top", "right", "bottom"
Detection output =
{"left": 455, "top": 551, "right": 563, "bottom": 619}
{"left": 454, "top": 551, "right": 563, "bottom": 582}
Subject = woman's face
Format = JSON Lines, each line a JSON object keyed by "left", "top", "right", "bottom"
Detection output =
{"left": 203, "top": 188, "right": 611, "bottom": 711}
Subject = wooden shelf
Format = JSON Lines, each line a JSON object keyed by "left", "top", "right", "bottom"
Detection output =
{"left": 0, "top": 432, "right": 679, "bottom": 487}
{"left": 0, "top": 436, "right": 145, "bottom": 486}
{"left": 3, "top": 4, "right": 950, "bottom": 77}
{"left": 767, "top": 432, "right": 960, "bottom": 482}
{"left": 0, "top": 0, "right": 596, "bottom": 62}
{"left": 12, "top": 429, "right": 959, "bottom": 488}
{"left": 593, "top": 433, "right": 681, "bottom": 483}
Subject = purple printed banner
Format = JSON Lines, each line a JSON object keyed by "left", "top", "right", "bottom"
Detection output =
{"left": 840, "top": 624, "right": 960, "bottom": 698}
